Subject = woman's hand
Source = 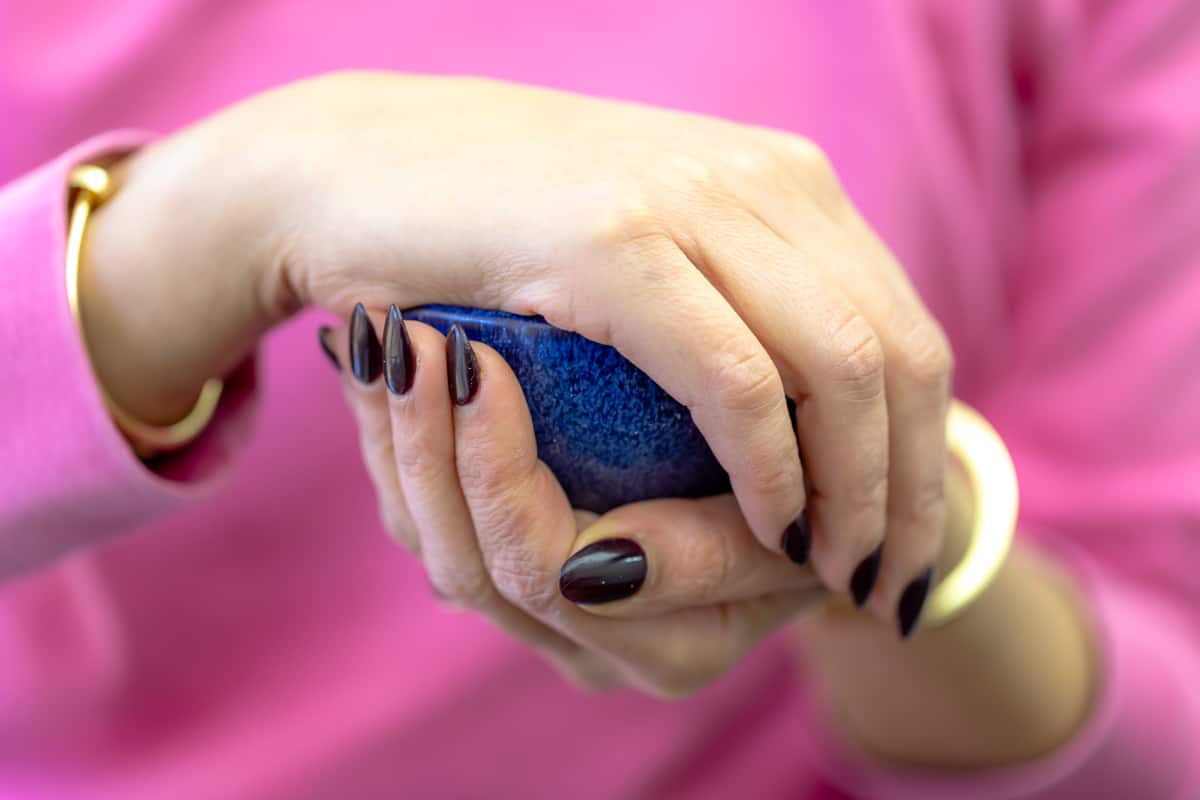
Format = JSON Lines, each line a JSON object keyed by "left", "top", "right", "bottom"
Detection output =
{"left": 321, "top": 309, "right": 826, "bottom": 695}
{"left": 81, "top": 72, "right": 953, "bottom": 623}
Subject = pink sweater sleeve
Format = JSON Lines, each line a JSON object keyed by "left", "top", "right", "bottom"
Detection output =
{"left": 0, "top": 131, "right": 257, "bottom": 582}
{"left": 802, "top": 1, "right": 1200, "bottom": 797}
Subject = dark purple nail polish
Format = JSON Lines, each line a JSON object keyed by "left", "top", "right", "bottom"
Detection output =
{"left": 317, "top": 325, "right": 340, "bottom": 372}
{"left": 850, "top": 544, "right": 883, "bottom": 608}
{"left": 350, "top": 303, "right": 382, "bottom": 384}
{"left": 383, "top": 305, "right": 415, "bottom": 395}
{"left": 781, "top": 511, "right": 811, "bottom": 565}
{"left": 559, "top": 539, "right": 647, "bottom": 605}
{"left": 898, "top": 567, "right": 934, "bottom": 638}
{"left": 446, "top": 324, "right": 479, "bottom": 405}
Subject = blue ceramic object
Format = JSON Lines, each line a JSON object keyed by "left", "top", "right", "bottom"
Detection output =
{"left": 404, "top": 305, "right": 730, "bottom": 513}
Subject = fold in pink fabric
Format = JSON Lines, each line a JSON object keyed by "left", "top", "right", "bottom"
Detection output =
{"left": 0, "top": 1, "right": 1197, "bottom": 797}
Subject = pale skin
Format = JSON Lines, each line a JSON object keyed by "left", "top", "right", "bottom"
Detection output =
{"left": 80, "top": 72, "right": 1095, "bottom": 768}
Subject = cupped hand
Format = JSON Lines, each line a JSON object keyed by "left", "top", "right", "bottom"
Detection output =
{"left": 320, "top": 310, "right": 825, "bottom": 695}
{"left": 85, "top": 72, "right": 952, "bottom": 619}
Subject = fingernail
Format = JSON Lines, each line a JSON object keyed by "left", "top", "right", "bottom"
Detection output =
{"left": 781, "top": 511, "right": 811, "bottom": 565}
{"left": 850, "top": 544, "right": 883, "bottom": 608}
{"left": 317, "top": 325, "right": 340, "bottom": 372}
{"left": 898, "top": 567, "right": 934, "bottom": 638}
{"left": 350, "top": 303, "right": 383, "bottom": 384}
{"left": 383, "top": 305, "right": 415, "bottom": 395}
{"left": 446, "top": 324, "right": 479, "bottom": 405}
{"left": 559, "top": 539, "right": 647, "bottom": 604}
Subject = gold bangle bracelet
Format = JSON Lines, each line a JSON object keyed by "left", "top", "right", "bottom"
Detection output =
{"left": 66, "top": 163, "right": 224, "bottom": 457}
{"left": 922, "top": 400, "right": 1018, "bottom": 627}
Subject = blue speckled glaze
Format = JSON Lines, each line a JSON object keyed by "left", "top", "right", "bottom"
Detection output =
{"left": 404, "top": 305, "right": 730, "bottom": 513}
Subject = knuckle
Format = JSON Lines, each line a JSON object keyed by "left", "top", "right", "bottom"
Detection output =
{"left": 456, "top": 441, "right": 526, "bottom": 495}
{"left": 489, "top": 552, "right": 559, "bottom": 615}
{"left": 392, "top": 426, "right": 452, "bottom": 483}
{"left": 853, "top": 453, "right": 891, "bottom": 512}
{"left": 430, "top": 566, "right": 495, "bottom": 610}
{"left": 355, "top": 410, "right": 394, "bottom": 451}
{"left": 591, "top": 195, "right": 672, "bottom": 254}
{"left": 892, "top": 482, "right": 946, "bottom": 540}
{"left": 707, "top": 344, "right": 784, "bottom": 418}
{"left": 462, "top": 466, "right": 541, "bottom": 549}
{"left": 378, "top": 502, "right": 416, "bottom": 547}
{"left": 653, "top": 153, "right": 727, "bottom": 207}
{"left": 791, "top": 137, "right": 837, "bottom": 181}
{"left": 826, "top": 464, "right": 889, "bottom": 557}
{"left": 825, "top": 315, "right": 886, "bottom": 402}
{"left": 776, "top": 134, "right": 824, "bottom": 165}
{"left": 642, "top": 636, "right": 730, "bottom": 699}
{"left": 781, "top": 135, "right": 837, "bottom": 180}
{"left": 674, "top": 535, "right": 735, "bottom": 607}
{"left": 743, "top": 443, "right": 802, "bottom": 501}
{"left": 548, "top": 647, "right": 625, "bottom": 693}
{"left": 896, "top": 322, "right": 955, "bottom": 394}
{"left": 725, "top": 146, "right": 773, "bottom": 177}
{"left": 766, "top": 133, "right": 848, "bottom": 215}
{"left": 559, "top": 660, "right": 620, "bottom": 693}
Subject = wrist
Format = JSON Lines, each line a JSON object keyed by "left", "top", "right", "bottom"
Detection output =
{"left": 78, "top": 128, "right": 285, "bottom": 425}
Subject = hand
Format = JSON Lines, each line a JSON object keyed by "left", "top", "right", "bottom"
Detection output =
{"left": 82, "top": 72, "right": 953, "bottom": 621}
{"left": 320, "top": 308, "right": 825, "bottom": 695}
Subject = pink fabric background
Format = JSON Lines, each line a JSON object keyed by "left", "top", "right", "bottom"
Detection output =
{"left": 1, "top": 1, "right": 1198, "bottom": 797}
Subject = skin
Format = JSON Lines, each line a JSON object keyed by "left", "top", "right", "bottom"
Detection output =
{"left": 81, "top": 72, "right": 1095, "bottom": 767}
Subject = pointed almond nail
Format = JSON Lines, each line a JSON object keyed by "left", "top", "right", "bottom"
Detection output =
{"left": 781, "top": 511, "right": 812, "bottom": 565}
{"left": 850, "top": 544, "right": 883, "bottom": 609}
{"left": 446, "top": 324, "right": 479, "bottom": 405}
{"left": 898, "top": 567, "right": 934, "bottom": 638}
{"left": 350, "top": 303, "right": 382, "bottom": 384}
{"left": 383, "top": 305, "right": 415, "bottom": 395}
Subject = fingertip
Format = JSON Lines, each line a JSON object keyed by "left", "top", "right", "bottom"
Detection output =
{"left": 446, "top": 324, "right": 480, "bottom": 405}
{"left": 350, "top": 302, "right": 384, "bottom": 385}
{"left": 849, "top": 543, "right": 883, "bottom": 609}
{"left": 897, "top": 566, "right": 935, "bottom": 638}
{"left": 449, "top": 337, "right": 529, "bottom": 417}
{"left": 559, "top": 537, "right": 647, "bottom": 606}
{"left": 383, "top": 305, "right": 416, "bottom": 395}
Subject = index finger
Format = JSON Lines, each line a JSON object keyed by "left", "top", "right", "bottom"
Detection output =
{"left": 535, "top": 236, "right": 809, "bottom": 563}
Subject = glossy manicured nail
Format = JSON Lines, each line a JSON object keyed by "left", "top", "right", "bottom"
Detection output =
{"left": 349, "top": 303, "right": 382, "bottom": 384}
{"left": 446, "top": 324, "right": 479, "bottom": 405}
{"left": 559, "top": 539, "right": 647, "bottom": 605}
{"left": 317, "top": 325, "right": 340, "bottom": 372}
{"left": 898, "top": 567, "right": 934, "bottom": 638}
{"left": 850, "top": 544, "right": 883, "bottom": 608}
{"left": 383, "top": 305, "right": 415, "bottom": 395}
{"left": 781, "top": 511, "right": 812, "bottom": 565}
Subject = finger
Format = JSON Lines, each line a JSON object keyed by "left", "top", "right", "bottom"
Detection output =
{"left": 559, "top": 494, "right": 825, "bottom": 618}
{"left": 829, "top": 220, "right": 952, "bottom": 630}
{"left": 749, "top": 189, "right": 952, "bottom": 630}
{"left": 382, "top": 309, "right": 583, "bottom": 663}
{"left": 545, "top": 234, "right": 807, "bottom": 561}
{"left": 322, "top": 307, "right": 419, "bottom": 555}
{"left": 611, "top": 587, "right": 825, "bottom": 699}
{"left": 448, "top": 332, "right": 823, "bottom": 697}
{"left": 683, "top": 212, "right": 889, "bottom": 594}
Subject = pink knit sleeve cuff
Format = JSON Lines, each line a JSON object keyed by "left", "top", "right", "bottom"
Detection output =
{"left": 0, "top": 130, "right": 260, "bottom": 580}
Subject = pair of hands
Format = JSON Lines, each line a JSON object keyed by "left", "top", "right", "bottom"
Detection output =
{"left": 83, "top": 72, "right": 954, "bottom": 694}
{"left": 321, "top": 308, "right": 827, "bottom": 694}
